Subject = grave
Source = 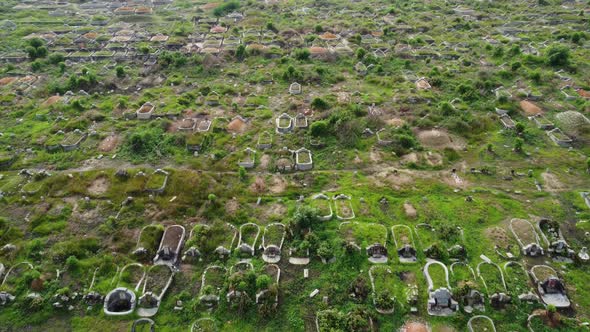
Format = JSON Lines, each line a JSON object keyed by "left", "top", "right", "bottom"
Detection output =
{"left": 368, "top": 265, "right": 396, "bottom": 314}
{"left": 546, "top": 128, "right": 572, "bottom": 147}
{"left": 467, "top": 315, "right": 496, "bottom": 332}
{"left": 289, "top": 82, "right": 302, "bottom": 95}
{"left": 311, "top": 194, "right": 333, "bottom": 221}
{"left": 153, "top": 225, "right": 185, "bottom": 267}
{"left": 423, "top": 260, "right": 458, "bottom": 316}
{"left": 238, "top": 148, "right": 256, "bottom": 169}
{"left": 537, "top": 219, "right": 574, "bottom": 261}
{"left": 509, "top": 218, "right": 544, "bottom": 256}
{"left": 530, "top": 265, "right": 571, "bottom": 308}
{"left": 275, "top": 113, "right": 294, "bottom": 134}
{"left": 236, "top": 223, "right": 260, "bottom": 256}
{"left": 392, "top": 225, "right": 417, "bottom": 263}
{"left": 137, "top": 265, "right": 175, "bottom": 317}
{"left": 294, "top": 148, "right": 313, "bottom": 171}
{"left": 262, "top": 223, "right": 286, "bottom": 263}
{"left": 136, "top": 102, "right": 155, "bottom": 120}
{"left": 145, "top": 169, "right": 169, "bottom": 194}
{"left": 333, "top": 194, "right": 355, "bottom": 220}
{"left": 199, "top": 265, "right": 227, "bottom": 307}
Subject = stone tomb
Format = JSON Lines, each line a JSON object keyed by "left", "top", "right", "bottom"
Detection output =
{"left": 423, "top": 260, "right": 458, "bottom": 316}
{"left": 153, "top": 225, "right": 185, "bottom": 267}
{"left": 391, "top": 225, "right": 417, "bottom": 263}
{"left": 509, "top": 218, "right": 544, "bottom": 256}
{"left": 262, "top": 223, "right": 286, "bottom": 263}
{"left": 530, "top": 265, "right": 571, "bottom": 308}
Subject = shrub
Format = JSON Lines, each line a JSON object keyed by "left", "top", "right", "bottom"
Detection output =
{"left": 546, "top": 44, "right": 570, "bottom": 67}
{"left": 115, "top": 66, "right": 125, "bottom": 78}
{"left": 294, "top": 48, "right": 310, "bottom": 61}
{"left": 311, "top": 97, "right": 330, "bottom": 110}
{"left": 310, "top": 120, "right": 329, "bottom": 137}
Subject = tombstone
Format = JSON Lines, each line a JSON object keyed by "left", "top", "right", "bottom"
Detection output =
{"left": 489, "top": 292, "right": 511, "bottom": 309}
{"left": 289, "top": 82, "right": 302, "bottom": 95}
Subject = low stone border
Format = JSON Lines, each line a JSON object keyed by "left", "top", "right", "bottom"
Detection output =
{"left": 368, "top": 265, "right": 395, "bottom": 314}
{"left": 333, "top": 194, "right": 355, "bottom": 220}
{"left": 153, "top": 224, "right": 185, "bottom": 267}
{"left": 137, "top": 265, "right": 175, "bottom": 317}
{"left": 467, "top": 315, "right": 496, "bottom": 332}
{"left": 237, "top": 223, "right": 260, "bottom": 256}
{"left": 510, "top": 218, "right": 544, "bottom": 256}
{"left": 199, "top": 265, "right": 227, "bottom": 307}
{"left": 391, "top": 225, "right": 417, "bottom": 263}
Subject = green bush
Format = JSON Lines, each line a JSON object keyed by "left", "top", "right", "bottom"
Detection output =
{"left": 310, "top": 120, "right": 329, "bottom": 137}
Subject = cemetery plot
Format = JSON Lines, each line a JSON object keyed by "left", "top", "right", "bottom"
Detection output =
{"left": 199, "top": 265, "right": 227, "bottom": 307}
{"left": 423, "top": 260, "right": 458, "bottom": 316}
{"left": 145, "top": 169, "right": 169, "bottom": 194}
{"left": 262, "top": 223, "right": 285, "bottom": 263}
{"left": 536, "top": 219, "right": 574, "bottom": 260}
{"left": 368, "top": 265, "right": 396, "bottom": 314}
{"left": 415, "top": 223, "right": 465, "bottom": 259}
{"left": 310, "top": 194, "right": 333, "bottom": 221}
{"left": 503, "top": 262, "right": 533, "bottom": 299}
{"left": 255, "top": 264, "right": 280, "bottom": 307}
{"left": 339, "top": 222, "right": 388, "bottom": 262}
{"left": 153, "top": 225, "right": 185, "bottom": 266}
{"left": 236, "top": 223, "right": 260, "bottom": 256}
{"left": 391, "top": 225, "right": 417, "bottom": 263}
{"left": 510, "top": 219, "right": 544, "bottom": 256}
{"left": 1, "top": 262, "right": 34, "bottom": 298}
{"left": 333, "top": 194, "right": 355, "bottom": 220}
{"left": 183, "top": 222, "right": 237, "bottom": 261}
{"left": 530, "top": 265, "right": 570, "bottom": 308}
{"left": 137, "top": 265, "right": 174, "bottom": 317}
{"left": 467, "top": 315, "right": 496, "bottom": 332}
{"left": 133, "top": 225, "right": 164, "bottom": 261}
{"left": 226, "top": 261, "right": 255, "bottom": 305}
{"left": 315, "top": 309, "right": 374, "bottom": 332}
{"left": 476, "top": 262, "right": 507, "bottom": 297}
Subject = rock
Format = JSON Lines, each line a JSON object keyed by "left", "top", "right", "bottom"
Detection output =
{"left": 0, "top": 292, "right": 15, "bottom": 305}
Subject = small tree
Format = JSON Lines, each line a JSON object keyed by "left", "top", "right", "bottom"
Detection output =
{"left": 546, "top": 44, "right": 570, "bottom": 67}
{"left": 310, "top": 120, "right": 329, "bottom": 137}
{"left": 311, "top": 97, "right": 330, "bottom": 110}
{"left": 238, "top": 166, "right": 247, "bottom": 181}
{"left": 235, "top": 44, "right": 246, "bottom": 60}
{"left": 115, "top": 66, "right": 125, "bottom": 78}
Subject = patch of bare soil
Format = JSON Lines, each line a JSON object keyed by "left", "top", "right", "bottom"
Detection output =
{"left": 263, "top": 203, "right": 287, "bottom": 219}
{"left": 225, "top": 198, "right": 239, "bottom": 215}
{"left": 0, "top": 77, "right": 17, "bottom": 85}
{"left": 541, "top": 172, "right": 565, "bottom": 192}
{"left": 432, "top": 326, "right": 457, "bottom": 332}
{"left": 227, "top": 118, "right": 247, "bottom": 133}
{"left": 402, "top": 152, "right": 419, "bottom": 164}
{"left": 88, "top": 176, "right": 110, "bottom": 195}
{"left": 424, "top": 152, "right": 443, "bottom": 166}
{"left": 269, "top": 175, "right": 287, "bottom": 194}
{"left": 42, "top": 95, "right": 62, "bottom": 107}
{"left": 369, "top": 150, "right": 382, "bottom": 163}
{"left": 417, "top": 129, "right": 465, "bottom": 150}
{"left": 520, "top": 100, "right": 543, "bottom": 115}
{"left": 403, "top": 202, "right": 417, "bottom": 219}
{"left": 249, "top": 176, "right": 266, "bottom": 193}
{"left": 98, "top": 135, "right": 119, "bottom": 152}
{"left": 373, "top": 169, "right": 414, "bottom": 190}
{"left": 485, "top": 226, "right": 511, "bottom": 247}
{"left": 385, "top": 118, "right": 405, "bottom": 127}
{"left": 258, "top": 154, "right": 271, "bottom": 170}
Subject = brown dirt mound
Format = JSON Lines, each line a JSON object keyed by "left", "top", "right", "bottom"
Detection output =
{"left": 401, "top": 322, "right": 429, "bottom": 332}
{"left": 541, "top": 172, "right": 565, "bottom": 192}
{"left": 269, "top": 175, "right": 287, "bottom": 194}
{"left": 98, "top": 135, "right": 119, "bottom": 152}
{"left": 0, "top": 77, "right": 17, "bottom": 86}
{"left": 42, "top": 95, "right": 62, "bottom": 107}
{"left": 88, "top": 176, "right": 109, "bottom": 195}
{"left": 520, "top": 100, "right": 542, "bottom": 115}
{"left": 418, "top": 129, "right": 451, "bottom": 148}
{"left": 403, "top": 202, "right": 417, "bottom": 219}
{"left": 200, "top": 2, "right": 220, "bottom": 10}
{"left": 225, "top": 198, "right": 239, "bottom": 215}
{"left": 227, "top": 118, "right": 247, "bottom": 133}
